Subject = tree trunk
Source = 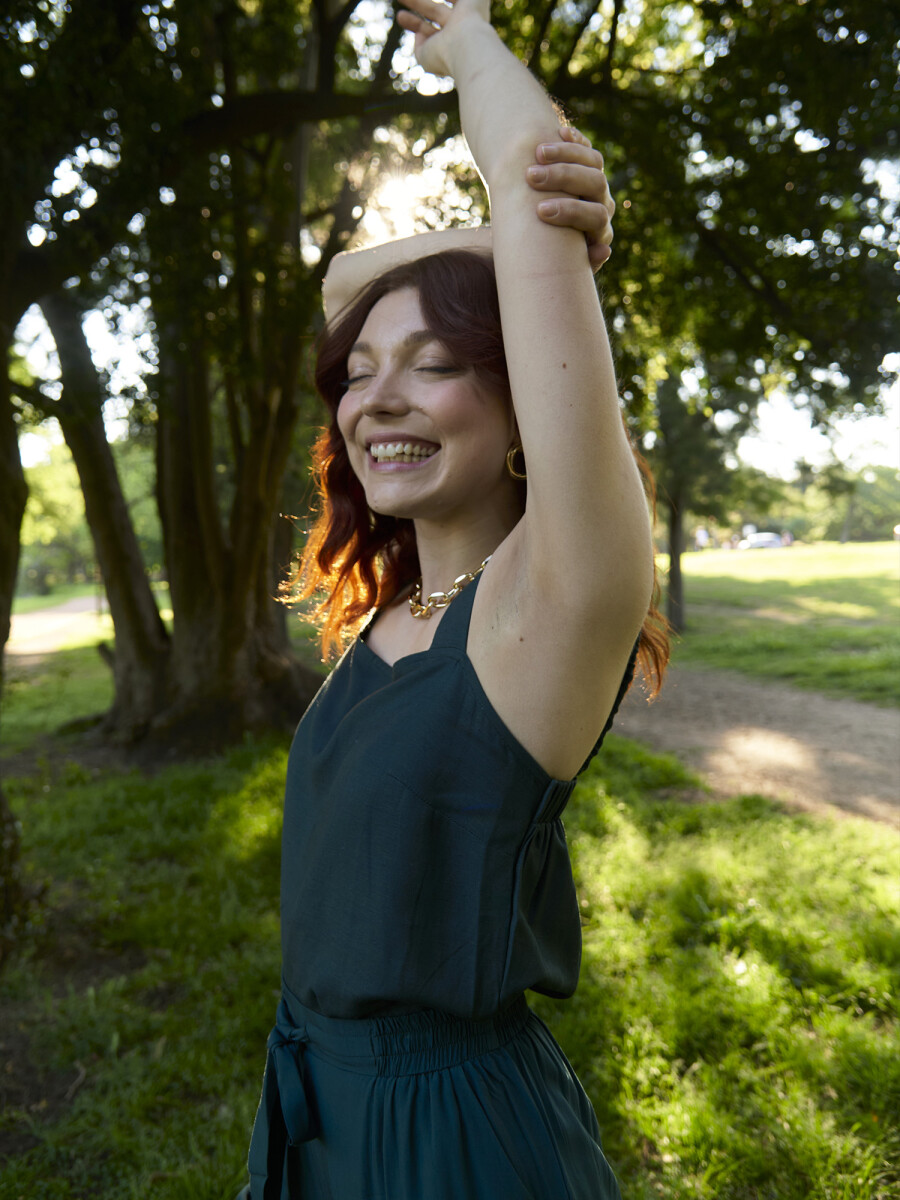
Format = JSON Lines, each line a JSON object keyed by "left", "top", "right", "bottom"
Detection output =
{"left": 153, "top": 321, "right": 322, "bottom": 747}
{"left": 40, "top": 292, "right": 171, "bottom": 739}
{"left": 666, "top": 496, "right": 685, "bottom": 634}
{"left": 0, "top": 333, "right": 30, "bottom": 965}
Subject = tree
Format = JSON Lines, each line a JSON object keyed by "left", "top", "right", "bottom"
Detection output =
{"left": 1, "top": 0, "right": 897, "bottom": 953}
{"left": 647, "top": 372, "right": 754, "bottom": 630}
{"left": 19, "top": 441, "right": 96, "bottom": 593}
{"left": 790, "top": 461, "right": 900, "bottom": 543}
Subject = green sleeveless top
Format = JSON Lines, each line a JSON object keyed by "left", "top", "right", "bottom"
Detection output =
{"left": 280, "top": 574, "right": 636, "bottom": 1021}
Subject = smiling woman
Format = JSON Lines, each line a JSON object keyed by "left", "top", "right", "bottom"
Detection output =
{"left": 238, "top": 3, "right": 668, "bottom": 1198}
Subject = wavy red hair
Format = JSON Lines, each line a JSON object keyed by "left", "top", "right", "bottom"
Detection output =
{"left": 292, "top": 249, "right": 669, "bottom": 696}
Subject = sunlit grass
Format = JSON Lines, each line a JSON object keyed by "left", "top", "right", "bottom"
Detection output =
{"left": 533, "top": 737, "right": 900, "bottom": 1199}
{"left": 667, "top": 542, "right": 900, "bottom": 705}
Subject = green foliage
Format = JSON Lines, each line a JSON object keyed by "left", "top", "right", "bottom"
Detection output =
{"left": 773, "top": 464, "right": 900, "bottom": 544}
{"left": 110, "top": 436, "right": 164, "bottom": 574}
{"left": 19, "top": 442, "right": 94, "bottom": 594}
{"left": 647, "top": 373, "right": 755, "bottom": 530}
{"left": 16, "top": 434, "right": 164, "bottom": 596}
{"left": 674, "top": 542, "right": 900, "bottom": 705}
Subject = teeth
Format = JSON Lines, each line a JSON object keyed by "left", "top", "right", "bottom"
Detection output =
{"left": 370, "top": 442, "right": 436, "bottom": 462}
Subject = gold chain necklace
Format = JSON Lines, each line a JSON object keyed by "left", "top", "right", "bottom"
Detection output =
{"left": 408, "top": 555, "right": 492, "bottom": 620}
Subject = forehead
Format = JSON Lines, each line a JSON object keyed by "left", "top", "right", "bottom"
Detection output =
{"left": 354, "top": 287, "right": 428, "bottom": 351}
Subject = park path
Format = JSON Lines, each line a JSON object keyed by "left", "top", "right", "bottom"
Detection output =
{"left": 617, "top": 665, "right": 900, "bottom": 827}
{"left": 5, "top": 595, "right": 109, "bottom": 665}
{"left": 4, "top": 599, "right": 899, "bottom": 826}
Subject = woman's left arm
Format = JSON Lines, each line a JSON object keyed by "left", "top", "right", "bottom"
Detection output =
{"left": 399, "top": 2, "right": 652, "bottom": 631}
{"left": 399, "top": 1, "right": 653, "bottom": 777}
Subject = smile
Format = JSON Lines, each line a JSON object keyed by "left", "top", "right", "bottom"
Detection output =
{"left": 368, "top": 441, "right": 438, "bottom": 464}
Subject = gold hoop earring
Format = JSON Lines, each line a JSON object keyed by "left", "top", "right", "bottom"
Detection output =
{"left": 506, "top": 443, "right": 527, "bottom": 480}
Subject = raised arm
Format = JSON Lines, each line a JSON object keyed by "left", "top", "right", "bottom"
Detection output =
{"left": 398, "top": 1, "right": 654, "bottom": 778}
{"left": 322, "top": 129, "right": 614, "bottom": 323}
{"left": 399, "top": 1, "right": 650, "bottom": 615}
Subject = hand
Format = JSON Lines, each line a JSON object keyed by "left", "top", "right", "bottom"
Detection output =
{"left": 526, "top": 126, "right": 616, "bottom": 271}
{"left": 396, "top": 0, "right": 490, "bottom": 77}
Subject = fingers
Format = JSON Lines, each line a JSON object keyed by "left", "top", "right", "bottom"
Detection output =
{"left": 527, "top": 161, "right": 614, "bottom": 212}
{"left": 396, "top": 7, "right": 437, "bottom": 34}
{"left": 536, "top": 197, "right": 614, "bottom": 246}
{"left": 536, "top": 136, "right": 604, "bottom": 172}
{"left": 588, "top": 242, "right": 612, "bottom": 270}
{"left": 559, "top": 125, "right": 592, "bottom": 149}
{"left": 398, "top": 0, "right": 447, "bottom": 22}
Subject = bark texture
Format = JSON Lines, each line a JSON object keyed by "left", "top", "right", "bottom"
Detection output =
{"left": 41, "top": 293, "right": 172, "bottom": 739}
{"left": 0, "top": 337, "right": 29, "bottom": 963}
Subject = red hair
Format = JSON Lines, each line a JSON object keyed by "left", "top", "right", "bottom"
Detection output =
{"left": 292, "top": 249, "right": 669, "bottom": 696}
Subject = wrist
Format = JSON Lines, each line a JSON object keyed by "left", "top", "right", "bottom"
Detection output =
{"left": 438, "top": 17, "right": 500, "bottom": 76}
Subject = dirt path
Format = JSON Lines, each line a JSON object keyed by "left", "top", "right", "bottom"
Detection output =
{"left": 5, "top": 595, "right": 109, "bottom": 666}
{"left": 617, "top": 665, "right": 900, "bottom": 827}
{"left": 5, "top": 600, "right": 899, "bottom": 827}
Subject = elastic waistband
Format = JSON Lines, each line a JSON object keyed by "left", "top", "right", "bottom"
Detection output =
{"left": 281, "top": 981, "right": 531, "bottom": 1078}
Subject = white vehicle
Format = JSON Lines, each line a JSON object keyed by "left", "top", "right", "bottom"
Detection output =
{"left": 738, "top": 531, "right": 783, "bottom": 550}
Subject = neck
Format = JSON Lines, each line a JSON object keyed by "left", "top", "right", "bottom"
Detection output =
{"left": 412, "top": 509, "right": 517, "bottom": 600}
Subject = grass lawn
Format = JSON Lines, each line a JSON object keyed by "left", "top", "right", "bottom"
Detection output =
{"left": 1, "top": 645, "right": 897, "bottom": 1198}
{"left": 11, "top": 582, "right": 100, "bottom": 616}
{"left": 671, "top": 541, "right": 900, "bottom": 706}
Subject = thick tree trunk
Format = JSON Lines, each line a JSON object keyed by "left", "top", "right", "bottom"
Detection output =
{"left": 0, "top": 335, "right": 30, "bottom": 964}
{"left": 40, "top": 293, "right": 171, "bottom": 739}
{"left": 154, "top": 327, "right": 321, "bottom": 747}
{"left": 666, "top": 496, "right": 685, "bottom": 634}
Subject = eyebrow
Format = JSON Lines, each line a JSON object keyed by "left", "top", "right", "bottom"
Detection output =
{"left": 349, "top": 330, "right": 437, "bottom": 356}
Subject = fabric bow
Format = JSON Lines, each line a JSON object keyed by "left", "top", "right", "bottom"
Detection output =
{"left": 247, "top": 996, "right": 320, "bottom": 1199}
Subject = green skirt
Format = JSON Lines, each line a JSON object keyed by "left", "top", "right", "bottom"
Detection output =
{"left": 244, "top": 983, "right": 622, "bottom": 1199}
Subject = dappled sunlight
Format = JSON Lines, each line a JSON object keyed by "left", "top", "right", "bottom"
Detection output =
{"left": 793, "top": 595, "right": 887, "bottom": 620}
{"left": 204, "top": 750, "right": 286, "bottom": 869}
{"left": 709, "top": 726, "right": 814, "bottom": 772}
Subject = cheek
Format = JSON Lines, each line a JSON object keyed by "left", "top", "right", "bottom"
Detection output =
{"left": 336, "top": 394, "right": 358, "bottom": 448}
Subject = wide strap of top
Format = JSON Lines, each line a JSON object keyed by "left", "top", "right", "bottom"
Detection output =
{"left": 429, "top": 572, "right": 482, "bottom": 654}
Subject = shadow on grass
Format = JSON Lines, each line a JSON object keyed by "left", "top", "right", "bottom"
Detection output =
{"left": 0, "top": 736, "right": 292, "bottom": 1200}
{"left": 528, "top": 738, "right": 900, "bottom": 1199}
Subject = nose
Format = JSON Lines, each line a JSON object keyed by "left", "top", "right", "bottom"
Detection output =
{"left": 359, "top": 367, "right": 410, "bottom": 417}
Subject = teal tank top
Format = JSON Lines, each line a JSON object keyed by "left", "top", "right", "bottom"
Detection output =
{"left": 280, "top": 574, "right": 636, "bottom": 1021}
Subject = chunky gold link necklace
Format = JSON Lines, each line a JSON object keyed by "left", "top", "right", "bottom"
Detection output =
{"left": 408, "top": 554, "right": 492, "bottom": 620}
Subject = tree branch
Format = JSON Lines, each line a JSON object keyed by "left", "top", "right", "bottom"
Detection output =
{"left": 552, "top": 0, "right": 603, "bottom": 93}
{"left": 371, "top": 20, "right": 405, "bottom": 90}
{"left": 525, "top": 1, "right": 558, "bottom": 71}
{"left": 181, "top": 88, "right": 457, "bottom": 150}
{"left": 601, "top": 0, "right": 625, "bottom": 88}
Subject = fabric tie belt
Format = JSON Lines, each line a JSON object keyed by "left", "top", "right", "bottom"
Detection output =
{"left": 247, "top": 996, "right": 319, "bottom": 1200}
{"left": 244, "top": 986, "right": 532, "bottom": 1200}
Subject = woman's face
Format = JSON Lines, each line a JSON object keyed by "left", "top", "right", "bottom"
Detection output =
{"left": 337, "top": 287, "right": 519, "bottom": 527}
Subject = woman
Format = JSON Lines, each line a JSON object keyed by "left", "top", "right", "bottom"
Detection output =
{"left": 243, "top": 3, "right": 667, "bottom": 1197}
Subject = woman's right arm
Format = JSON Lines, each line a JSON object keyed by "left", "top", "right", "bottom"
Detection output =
{"left": 323, "top": 227, "right": 491, "bottom": 324}
{"left": 322, "top": 129, "right": 613, "bottom": 323}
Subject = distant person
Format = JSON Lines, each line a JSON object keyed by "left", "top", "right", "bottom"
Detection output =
{"left": 694, "top": 526, "right": 710, "bottom": 551}
{"left": 238, "top": 3, "right": 668, "bottom": 1197}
